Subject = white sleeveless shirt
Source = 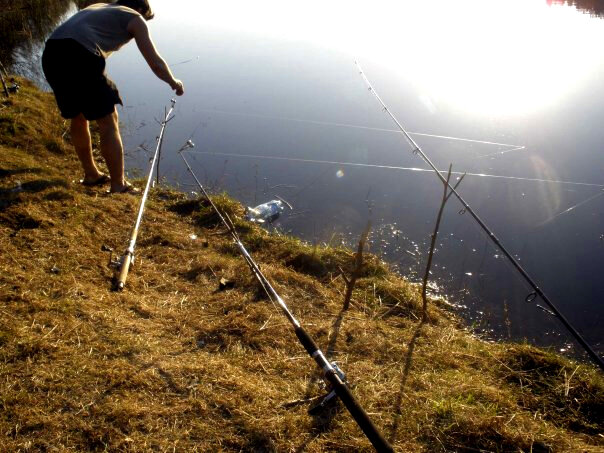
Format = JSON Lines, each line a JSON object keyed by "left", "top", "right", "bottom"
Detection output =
{"left": 49, "top": 3, "right": 140, "bottom": 58}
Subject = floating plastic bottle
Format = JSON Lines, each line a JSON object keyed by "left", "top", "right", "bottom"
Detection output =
{"left": 245, "top": 200, "right": 285, "bottom": 224}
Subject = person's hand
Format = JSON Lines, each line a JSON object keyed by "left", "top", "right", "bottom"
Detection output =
{"left": 171, "top": 79, "right": 184, "bottom": 96}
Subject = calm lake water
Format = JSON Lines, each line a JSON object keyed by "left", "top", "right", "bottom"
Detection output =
{"left": 10, "top": 0, "right": 604, "bottom": 360}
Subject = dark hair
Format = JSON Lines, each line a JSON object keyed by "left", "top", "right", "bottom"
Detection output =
{"left": 116, "top": 0, "right": 154, "bottom": 20}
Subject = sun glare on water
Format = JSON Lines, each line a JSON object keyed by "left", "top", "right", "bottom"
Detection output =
{"left": 164, "top": 0, "right": 604, "bottom": 117}
{"left": 381, "top": 0, "right": 604, "bottom": 115}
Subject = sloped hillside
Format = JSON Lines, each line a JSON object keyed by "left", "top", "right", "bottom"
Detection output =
{"left": 0, "top": 79, "right": 602, "bottom": 452}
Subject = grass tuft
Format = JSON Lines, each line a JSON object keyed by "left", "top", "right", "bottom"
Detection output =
{"left": 499, "top": 344, "right": 604, "bottom": 435}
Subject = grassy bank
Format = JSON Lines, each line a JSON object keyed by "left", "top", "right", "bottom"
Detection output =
{"left": 0, "top": 79, "right": 603, "bottom": 452}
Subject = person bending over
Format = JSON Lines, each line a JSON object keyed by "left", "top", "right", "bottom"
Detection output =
{"left": 42, "top": 0, "right": 184, "bottom": 193}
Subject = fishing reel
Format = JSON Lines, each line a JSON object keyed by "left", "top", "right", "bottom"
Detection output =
{"left": 103, "top": 245, "right": 132, "bottom": 272}
{"left": 102, "top": 244, "right": 119, "bottom": 268}
{"left": 104, "top": 244, "right": 136, "bottom": 291}
{"left": 8, "top": 80, "right": 19, "bottom": 94}
{"left": 178, "top": 140, "right": 195, "bottom": 153}
{"left": 104, "top": 245, "right": 123, "bottom": 288}
{"left": 308, "top": 362, "right": 348, "bottom": 416}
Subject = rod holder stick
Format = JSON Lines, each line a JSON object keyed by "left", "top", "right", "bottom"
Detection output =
{"left": 156, "top": 100, "right": 176, "bottom": 185}
{"left": 356, "top": 61, "right": 604, "bottom": 372}
{"left": 0, "top": 72, "right": 8, "bottom": 98}
{"left": 114, "top": 99, "right": 176, "bottom": 291}
{"left": 179, "top": 150, "right": 394, "bottom": 451}
{"left": 0, "top": 60, "right": 9, "bottom": 98}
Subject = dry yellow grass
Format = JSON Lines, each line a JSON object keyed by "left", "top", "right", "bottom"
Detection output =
{"left": 0, "top": 79, "right": 602, "bottom": 452}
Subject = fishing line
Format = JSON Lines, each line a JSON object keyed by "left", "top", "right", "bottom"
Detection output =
{"left": 188, "top": 119, "right": 204, "bottom": 140}
{"left": 185, "top": 150, "right": 604, "bottom": 188}
{"left": 168, "top": 56, "right": 200, "bottom": 67}
{"left": 291, "top": 164, "right": 334, "bottom": 198}
{"left": 193, "top": 107, "right": 524, "bottom": 152}
{"left": 536, "top": 190, "right": 604, "bottom": 228}
{"left": 477, "top": 145, "right": 527, "bottom": 158}
{"left": 355, "top": 61, "right": 604, "bottom": 372}
{"left": 178, "top": 146, "right": 393, "bottom": 452}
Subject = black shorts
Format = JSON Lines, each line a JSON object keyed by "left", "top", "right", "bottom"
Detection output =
{"left": 42, "top": 39, "right": 123, "bottom": 121}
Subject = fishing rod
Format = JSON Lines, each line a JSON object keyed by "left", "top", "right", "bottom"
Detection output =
{"left": 114, "top": 99, "right": 176, "bottom": 291}
{"left": 355, "top": 61, "right": 604, "bottom": 372}
{"left": 178, "top": 145, "right": 394, "bottom": 452}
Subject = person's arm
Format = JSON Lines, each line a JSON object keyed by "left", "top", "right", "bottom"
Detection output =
{"left": 127, "top": 16, "right": 184, "bottom": 95}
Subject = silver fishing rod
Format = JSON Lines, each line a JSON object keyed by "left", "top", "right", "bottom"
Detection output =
{"left": 114, "top": 99, "right": 176, "bottom": 291}
{"left": 178, "top": 145, "right": 393, "bottom": 452}
{"left": 356, "top": 61, "right": 604, "bottom": 372}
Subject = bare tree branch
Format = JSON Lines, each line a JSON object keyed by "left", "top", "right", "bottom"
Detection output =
{"left": 342, "top": 220, "right": 371, "bottom": 311}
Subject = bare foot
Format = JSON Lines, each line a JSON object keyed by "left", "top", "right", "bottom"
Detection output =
{"left": 109, "top": 181, "right": 140, "bottom": 194}
{"left": 80, "top": 174, "right": 110, "bottom": 186}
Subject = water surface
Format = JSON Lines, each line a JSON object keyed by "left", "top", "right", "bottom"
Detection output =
{"left": 10, "top": 0, "right": 604, "bottom": 359}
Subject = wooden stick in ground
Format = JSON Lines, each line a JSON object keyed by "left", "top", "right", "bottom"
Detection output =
{"left": 342, "top": 220, "right": 371, "bottom": 311}
{"left": 421, "top": 164, "right": 465, "bottom": 321}
{"left": 0, "top": 60, "right": 9, "bottom": 98}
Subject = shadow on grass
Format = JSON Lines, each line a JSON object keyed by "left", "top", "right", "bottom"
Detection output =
{"left": 0, "top": 178, "right": 69, "bottom": 211}
{"left": 326, "top": 309, "right": 346, "bottom": 360}
{"left": 388, "top": 318, "right": 426, "bottom": 445}
{"left": 0, "top": 178, "right": 67, "bottom": 196}
{"left": 0, "top": 178, "right": 69, "bottom": 227}
{"left": 294, "top": 433, "right": 321, "bottom": 453}
{"left": 390, "top": 164, "right": 463, "bottom": 444}
{"left": 0, "top": 167, "right": 44, "bottom": 179}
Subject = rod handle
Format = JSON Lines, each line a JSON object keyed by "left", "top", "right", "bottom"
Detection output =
{"left": 326, "top": 370, "right": 394, "bottom": 453}
{"left": 114, "top": 253, "right": 133, "bottom": 291}
{"left": 295, "top": 325, "right": 319, "bottom": 355}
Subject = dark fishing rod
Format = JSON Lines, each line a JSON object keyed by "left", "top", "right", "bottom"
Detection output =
{"left": 114, "top": 99, "right": 176, "bottom": 291}
{"left": 356, "top": 61, "right": 604, "bottom": 372}
{"left": 178, "top": 145, "right": 393, "bottom": 452}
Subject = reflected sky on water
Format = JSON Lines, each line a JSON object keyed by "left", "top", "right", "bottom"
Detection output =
{"left": 14, "top": 0, "right": 604, "bottom": 357}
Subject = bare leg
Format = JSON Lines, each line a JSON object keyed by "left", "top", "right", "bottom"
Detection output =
{"left": 96, "top": 108, "right": 127, "bottom": 192}
{"left": 70, "top": 113, "right": 103, "bottom": 182}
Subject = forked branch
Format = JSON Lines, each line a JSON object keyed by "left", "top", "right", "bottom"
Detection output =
{"left": 342, "top": 220, "right": 371, "bottom": 311}
{"left": 421, "top": 164, "right": 465, "bottom": 321}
